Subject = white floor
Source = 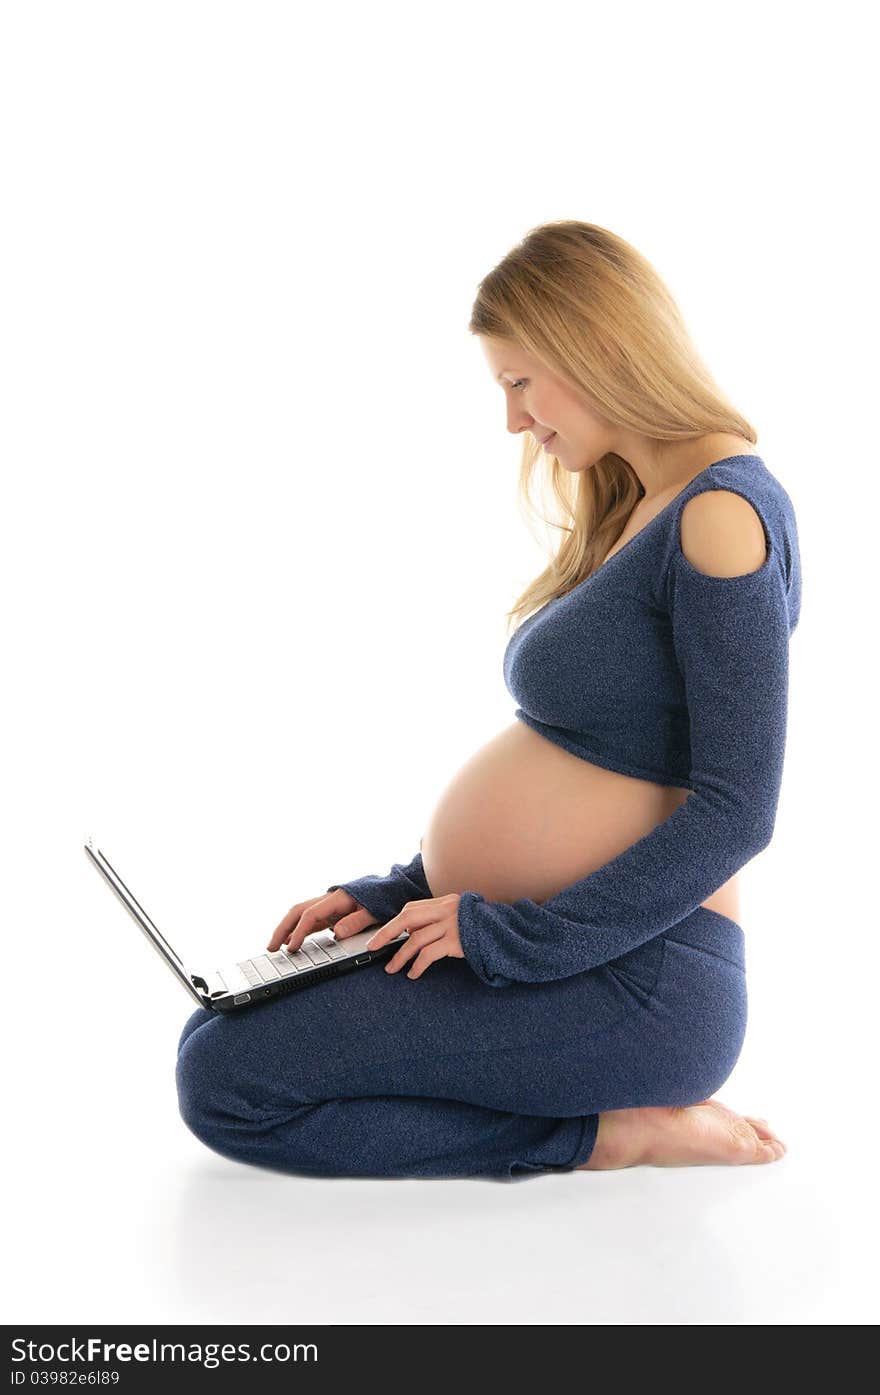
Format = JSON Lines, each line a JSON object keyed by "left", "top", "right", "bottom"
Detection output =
{"left": 6, "top": 927, "right": 878, "bottom": 1326}
{"left": 5, "top": 1105, "right": 876, "bottom": 1326}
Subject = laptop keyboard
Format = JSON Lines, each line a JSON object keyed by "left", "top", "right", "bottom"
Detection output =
{"left": 236, "top": 931, "right": 350, "bottom": 988}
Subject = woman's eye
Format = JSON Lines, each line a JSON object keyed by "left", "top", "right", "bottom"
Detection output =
{"left": 511, "top": 379, "right": 527, "bottom": 391}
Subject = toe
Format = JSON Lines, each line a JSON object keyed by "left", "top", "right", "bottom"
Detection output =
{"left": 705, "top": 1101, "right": 787, "bottom": 1157}
{"left": 743, "top": 1115, "right": 773, "bottom": 1138}
{"left": 754, "top": 1133, "right": 786, "bottom": 1163}
{"left": 728, "top": 1117, "right": 763, "bottom": 1161}
{"left": 726, "top": 1116, "right": 784, "bottom": 1164}
{"left": 743, "top": 1116, "right": 786, "bottom": 1152}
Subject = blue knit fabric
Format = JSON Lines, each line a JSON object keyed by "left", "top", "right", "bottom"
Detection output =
{"left": 328, "top": 454, "right": 802, "bottom": 990}
{"left": 326, "top": 848, "right": 432, "bottom": 926}
{"left": 176, "top": 907, "right": 748, "bottom": 1180}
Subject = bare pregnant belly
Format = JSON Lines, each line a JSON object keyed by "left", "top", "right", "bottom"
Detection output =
{"left": 420, "top": 721, "right": 741, "bottom": 923}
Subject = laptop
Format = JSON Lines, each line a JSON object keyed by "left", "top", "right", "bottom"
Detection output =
{"left": 84, "top": 835, "right": 410, "bottom": 1013}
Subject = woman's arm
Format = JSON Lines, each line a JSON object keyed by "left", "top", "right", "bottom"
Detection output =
{"left": 456, "top": 490, "right": 797, "bottom": 988}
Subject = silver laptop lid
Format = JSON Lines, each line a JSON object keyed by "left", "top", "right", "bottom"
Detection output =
{"left": 84, "top": 835, "right": 208, "bottom": 1008}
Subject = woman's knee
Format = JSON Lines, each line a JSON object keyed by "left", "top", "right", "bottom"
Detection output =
{"left": 177, "top": 1006, "right": 214, "bottom": 1057}
{"left": 174, "top": 1013, "right": 255, "bottom": 1145}
{"left": 175, "top": 1009, "right": 308, "bottom": 1146}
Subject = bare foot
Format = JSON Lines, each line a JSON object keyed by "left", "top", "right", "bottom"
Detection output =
{"left": 578, "top": 1096, "right": 788, "bottom": 1169}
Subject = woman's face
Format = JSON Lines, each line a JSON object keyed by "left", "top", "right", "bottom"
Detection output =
{"left": 477, "top": 335, "right": 614, "bottom": 472}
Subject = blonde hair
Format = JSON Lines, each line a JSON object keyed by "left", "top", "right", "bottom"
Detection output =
{"left": 467, "top": 219, "right": 758, "bottom": 635}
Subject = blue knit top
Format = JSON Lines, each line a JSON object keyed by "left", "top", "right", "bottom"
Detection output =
{"left": 328, "top": 453, "right": 802, "bottom": 988}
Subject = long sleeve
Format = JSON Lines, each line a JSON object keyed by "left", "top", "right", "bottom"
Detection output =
{"left": 325, "top": 847, "right": 433, "bottom": 924}
{"left": 456, "top": 546, "right": 794, "bottom": 988}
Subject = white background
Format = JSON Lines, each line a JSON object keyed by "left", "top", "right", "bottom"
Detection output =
{"left": 2, "top": 0, "right": 877, "bottom": 1326}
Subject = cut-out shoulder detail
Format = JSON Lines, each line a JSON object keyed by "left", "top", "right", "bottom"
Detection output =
{"left": 679, "top": 489, "right": 768, "bottom": 578}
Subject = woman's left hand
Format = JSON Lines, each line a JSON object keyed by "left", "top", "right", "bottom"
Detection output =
{"left": 365, "top": 894, "right": 465, "bottom": 980}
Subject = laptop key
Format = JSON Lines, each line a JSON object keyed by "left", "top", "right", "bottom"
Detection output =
{"left": 252, "top": 956, "right": 281, "bottom": 982}
{"left": 320, "top": 936, "right": 349, "bottom": 961}
{"left": 269, "top": 952, "right": 298, "bottom": 975}
{"left": 300, "top": 939, "right": 332, "bottom": 966}
{"left": 285, "top": 947, "right": 314, "bottom": 972}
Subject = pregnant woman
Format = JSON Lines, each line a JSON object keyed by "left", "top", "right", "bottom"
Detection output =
{"left": 176, "top": 220, "right": 801, "bottom": 1180}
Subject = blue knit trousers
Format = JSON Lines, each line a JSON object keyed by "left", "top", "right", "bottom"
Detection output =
{"left": 175, "top": 906, "right": 747, "bottom": 1181}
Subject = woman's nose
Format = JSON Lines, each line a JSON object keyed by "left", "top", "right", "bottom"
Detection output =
{"left": 507, "top": 414, "right": 533, "bottom": 435}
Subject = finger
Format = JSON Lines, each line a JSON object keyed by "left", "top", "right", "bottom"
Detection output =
{"left": 381, "top": 930, "right": 423, "bottom": 974}
{"left": 333, "top": 908, "right": 380, "bottom": 939}
{"left": 382, "top": 923, "right": 447, "bottom": 974}
{"left": 267, "top": 894, "right": 329, "bottom": 950}
{"left": 365, "top": 919, "right": 399, "bottom": 951}
{"left": 267, "top": 910, "right": 304, "bottom": 952}
{"left": 284, "top": 912, "right": 325, "bottom": 952}
{"left": 367, "top": 900, "right": 436, "bottom": 951}
{"left": 285, "top": 904, "right": 354, "bottom": 951}
{"left": 405, "top": 940, "right": 450, "bottom": 980}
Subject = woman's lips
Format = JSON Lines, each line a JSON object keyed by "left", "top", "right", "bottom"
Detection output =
{"left": 541, "top": 433, "right": 557, "bottom": 448}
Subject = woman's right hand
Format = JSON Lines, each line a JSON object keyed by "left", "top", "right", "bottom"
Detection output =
{"left": 266, "top": 888, "right": 380, "bottom": 954}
